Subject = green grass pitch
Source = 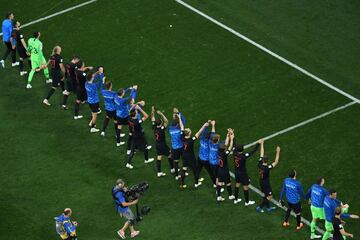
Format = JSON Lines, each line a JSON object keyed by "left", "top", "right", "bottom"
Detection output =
{"left": 0, "top": 0, "right": 359, "bottom": 239}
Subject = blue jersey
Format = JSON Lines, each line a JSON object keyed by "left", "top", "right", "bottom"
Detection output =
{"left": 85, "top": 80, "right": 102, "bottom": 104}
{"left": 323, "top": 196, "right": 350, "bottom": 222}
{"left": 280, "top": 178, "right": 305, "bottom": 204}
{"left": 198, "top": 127, "right": 210, "bottom": 161}
{"left": 209, "top": 141, "right": 219, "bottom": 165}
{"left": 2, "top": 19, "right": 13, "bottom": 42}
{"left": 100, "top": 87, "right": 116, "bottom": 111}
{"left": 305, "top": 184, "right": 329, "bottom": 208}
{"left": 55, "top": 214, "right": 76, "bottom": 236}
{"left": 112, "top": 187, "right": 128, "bottom": 213}
{"left": 168, "top": 125, "right": 183, "bottom": 149}
{"left": 114, "top": 88, "right": 136, "bottom": 118}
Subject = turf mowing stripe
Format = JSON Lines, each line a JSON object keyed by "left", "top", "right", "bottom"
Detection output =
{"left": 175, "top": 0, "right": 360, "bottom": 104}
{"left": 226, "top": 101, "right": 356, "bottom": 234}
{"left": 0, "top": 0, "right": 97, "bottom": 36}
{"left": 244, "top": 101, "right": 357, "bottom": 149}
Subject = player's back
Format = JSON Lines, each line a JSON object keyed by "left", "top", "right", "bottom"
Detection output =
{"left": 310, "top": 184, "right": 328, "bottom": 208}
{"left": 283, "top": 178, "right": 302, "bottom": 204}
{"left": 209, "top": 141, "right": 219, "bottom": 165}
{"left": 168, "top": 125, "right": 182, "bottom": 149}
{"left": 101, "top": 89, "right": 116, "bottom": 111}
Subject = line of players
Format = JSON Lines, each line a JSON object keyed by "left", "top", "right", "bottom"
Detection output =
{"left": 3, "top": 20, "right": 358, "bottom": 240}
{"left": 41, "top": 46, "right": 359, "bottom": 240}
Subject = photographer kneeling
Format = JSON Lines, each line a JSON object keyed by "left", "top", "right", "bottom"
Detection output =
{"left": 112, "top": 179, "right": 140, "bottom": 239}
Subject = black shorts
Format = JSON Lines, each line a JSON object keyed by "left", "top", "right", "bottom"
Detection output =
{"left": 130, "top": 135, "right": 148, "bottom": 151}
{"left": 4, "top": 41, "right": 13, "bottom": 51}
{"left": 52, "top": 73, "right": 62, "bottom": 87}
{"left": 260, "top": 181, "right": 272, "bottom": 197}
{"left": 76, "top": 85, "right": 86, "bottom": 101}
{"left": 288, "top": 202, "right": 302, "bottom": 214}
{"left": 106, "top": 110, "right": 116, "bottom": 119}
{"left": 156, "top": 143, "right": 170, "bottom": 156}
{"left": 17, "top": 46, "right": 28, "bottom": 59}
{"left": 117, "top": 116, "right": 129, "bottom": 125}
{"left": 210, "top": 164, "right": 218, "bottom": 178}
{"left": 218, "top": 168, "right": 231, "bottom": 183}
{"left": 89, "top": 102, "right": 100, "bottom": 113}
{"left": 182, "top": 155, "right": 195, "bottom": 168}
{"left": 235, "top": 171, "right": 250, "bottom": 185}
{"left": 66, "top": 78, "right": 76, "bottom": 92}
{"left": 171, "top": 148, "right": 183, "bottom": 161}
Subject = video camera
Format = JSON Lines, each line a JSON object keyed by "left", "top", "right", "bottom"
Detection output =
{"left": 125, "top": 182, "right": 150, "bottom": 223}
{"left": 124, "top": 182, "right": 149, "bottom": 201}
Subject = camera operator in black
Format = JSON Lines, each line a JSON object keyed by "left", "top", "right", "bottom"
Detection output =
{"left": 178, "top": 118, "right": 208, "bottom": 188}
{"left": 112, "top": 179, "right": 140, "bottom": 239}
{"left": 232, "top": 139, "right": 262, "bottom": 205}
{"left": 216, "top": 129, "right": 235, "bottom": 202}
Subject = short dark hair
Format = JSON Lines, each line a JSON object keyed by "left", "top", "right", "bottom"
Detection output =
{"left": 335, "top": 207, "right": 342, "bottom": 215}
{"left": 155, "top": 118, "right": 162, "bottom": 126}
{"left": 218, "top": 143, "right": 226, "bottom": 151}
{"left": 105, "top": 81, "right": 112, "bottom": 90}
{"left": 5, "top": 12, "right": 13, "bottom": 19}
{"left": 86, "top": 71, "right": 94, "bottom": 81}
{"left": 329, "top": 189, "right": 336, "bottom": 195}
{"left": 234, "top": 144, "right": 244, "bottom": 152}
{"left": 72, "top": 55, "right": 80, "bottom": 60}
{"left": 76, "top": 60, "right": 83, "bottom": 68}
{"left": 288, "top": 169, "right": 296, "bottom": 178}
{"left": 130, "top": 109, "right": 136, "bottom": 117}
{"left": 171, "top": 118, "right": 179, "bottom": 126}
{"left": 64, "top": 209, "right": 71, "bottom": 215}
{"left": 205, "top": 131, "right": 211, "bottom": 140}
{"left": 33, "top": 31, "right": 40, "bottom": 38}
{"left": 117, "top": 88, "right": 124, "bottom": 96}
{"left": 262, "top": 155, "right": 270, "bottom": 163}
{"left": 316, "top": 177, "right": 323, "bottom": 185}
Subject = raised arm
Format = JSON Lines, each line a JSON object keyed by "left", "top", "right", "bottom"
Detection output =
{"left": 151, "top": 106, "right": 155, "bottom": 122}
{"left": 157, "top": 110, "right": 169, "bottom": 127}
{"left": 224, "top": 129, "right": 230, "bottom": 146}
{"left": 271, "top": 146, "right": 281, "bottom": 168}
{"left": 178, "top": 113, "right": 184, "bottom": 131}
{"left": 195, "top": 122, "right": 210, "bottom": 139}
{"left": 227, "top": 130, "right": 234, "bottom": 151}
{"left": 211, "top": 120, "right": 216, "bottom": 133}
{"left": 260, "top": 139, "right": 265, "bottom": 158}
{"left": 136, "top": 105, "right": 148, "bottom": 122}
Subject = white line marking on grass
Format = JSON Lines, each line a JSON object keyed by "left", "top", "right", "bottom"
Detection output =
{"left": 244, "top": 101, "right": 357, "bottom": 149}
{"left": 175, "top": 0, "right": 360, "bottom": 104}
{"left": 0, "top": 0, "right": 97, "bottom": 36}
{"left": 227, "top": 101, "right": 356, "bottom": 234}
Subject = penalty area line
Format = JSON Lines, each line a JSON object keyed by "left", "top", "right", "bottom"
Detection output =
{"left": 175, "top": 0, "right": 360, "bottom": 104}
{"left": 0, "top": 0, "right": 97, "bottom": 36}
